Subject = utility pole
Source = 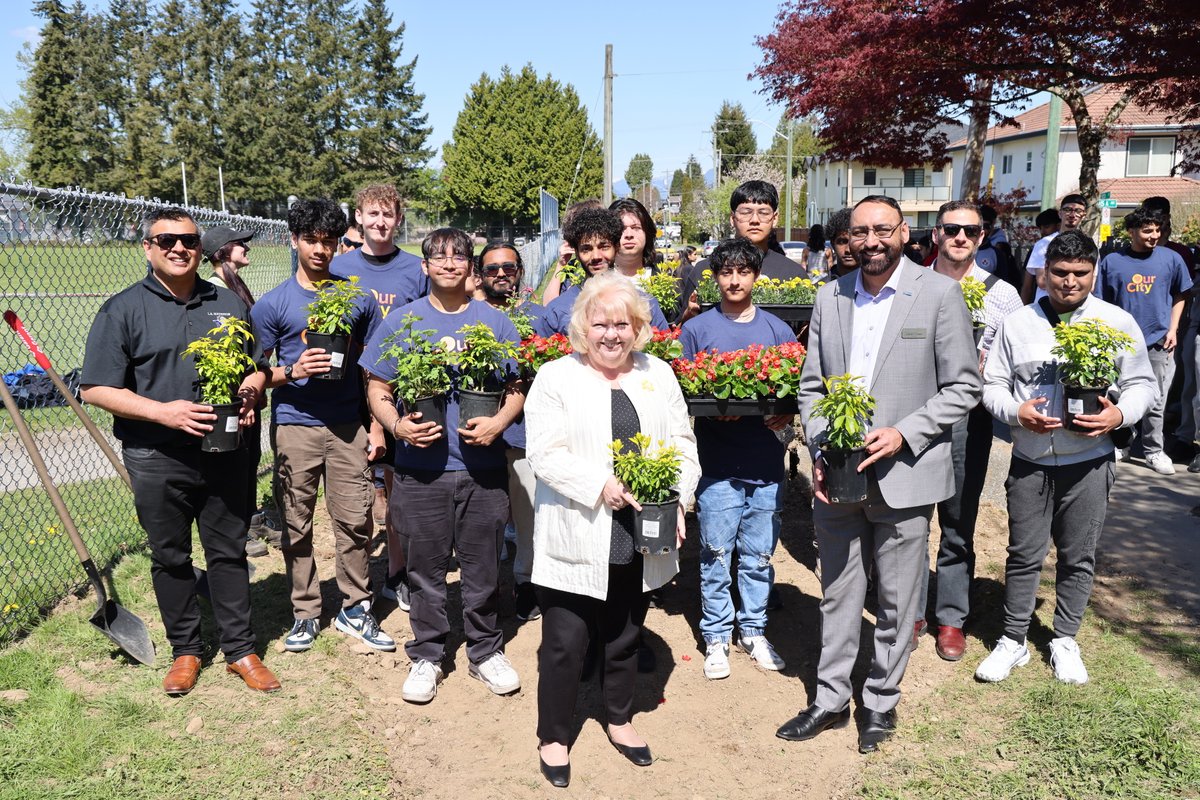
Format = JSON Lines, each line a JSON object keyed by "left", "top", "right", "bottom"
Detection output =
{"left": 181, "top": 163, "right": 189, "bottom": 207}
{"left": 218, "top": 165, "right": 226, "bottom": 213}
{"left": 603, "top": 44, "right": 613, "bottom": 206}
{"left": 785, "top": 121, "right": 793, "bottom": 239}
{"left": 1041, "top": 93, "right": 1063, "bottom": 210}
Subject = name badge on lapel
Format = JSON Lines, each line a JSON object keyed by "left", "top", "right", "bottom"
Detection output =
{"left": 901, "top": 328, "right": 927, "bottom": 339}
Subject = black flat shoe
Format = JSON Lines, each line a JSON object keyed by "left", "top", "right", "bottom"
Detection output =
{"left": 858, "top": 708, "right": 897, "bottom": 753}
{"left": 776, "top": 704, "right": 851, "bottom": 741}
{"left": 607, "top": 734, "right": 653, "bottom": 766}
{"left": 538, "top": 750, "right": 570, "bottom": 788}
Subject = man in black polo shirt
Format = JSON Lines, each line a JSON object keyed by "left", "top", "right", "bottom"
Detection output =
{"left": 81, "top": 207, "right": 281, "bottom": 696}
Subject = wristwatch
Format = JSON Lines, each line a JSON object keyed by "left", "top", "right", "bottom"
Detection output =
{"left": 283, "top": 363, "right": 296, "bottom": 382}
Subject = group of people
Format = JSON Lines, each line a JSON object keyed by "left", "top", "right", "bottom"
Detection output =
{"left": 78, "top": 174, "right": 1183, "bottom": 787}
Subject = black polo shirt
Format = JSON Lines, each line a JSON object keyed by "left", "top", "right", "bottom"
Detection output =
{"left": 675, "top": 248, "right": 805, "bottom": 322}
{"left": 81, "top": 273, "right": 266, "bottom": 448}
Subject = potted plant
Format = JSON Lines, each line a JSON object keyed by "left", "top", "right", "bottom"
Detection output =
{"left": 635, "top": 269, "right": 682, "bottom": 319}
{"left": 642, "top": 327, "right": 683, "bottom": 362}
{"left": 960, "top": 275, "right": 988, "bottom": 344}
{"left": 1050, "top": 318, "right": 1135, "bottom": 433}
{"left": 811, "top": 373, "right": 876, "bottom": 503}
{"left": 610, "top": 432, "right": 682, "bottom": 556}
{"left": 304, "top": 275, "right": 366, "bottom": 380}
{"left": 516, "top": 332, "right": 574, "bottom": 377}
{"left": 455, "top": 322, "right": 517, "bottom": 421}
{"left": 375, "top": 313, "right": 454, "bottom": 434}
{"left": 696, "top": 272, "right": 820, "bottom": 332}
{"left": 181, "top": 316, "right": 257, "bottom": 453}
{"left": 672, "top": 342, "right": 806, "bottom": 417}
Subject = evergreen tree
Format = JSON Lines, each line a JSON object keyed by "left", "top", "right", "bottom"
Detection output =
{"left": 685, "top": 154, "right": 703, "bottom": 183}
{"left": 441, "top": 64, "right": 601, "bottom": 227}
{"left": 624, "top": 152, "right": 653, "bottom": 193}
{"left": 713, "top": 101, "right": 756, "bottom": 177}
{"left": 670, "top": 168, "right": 685, "bottom": 195}
{"left": 26, "top": 0, "right": 81, "bottom": 186}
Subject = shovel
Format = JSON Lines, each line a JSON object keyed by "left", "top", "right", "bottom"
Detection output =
{"left": 3, "top": 310, "right": 255, "bottom": 593}
{"left": 0, "top": 376, "right": 156, "bottom": 665}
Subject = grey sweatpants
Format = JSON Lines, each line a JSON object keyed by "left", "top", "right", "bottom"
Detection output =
{"left": 1001, "top": 454, "right": 1116, "bottom": 642}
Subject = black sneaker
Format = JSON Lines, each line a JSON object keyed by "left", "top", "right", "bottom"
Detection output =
{"left": 514, "top": 582, "right": 541, "bottom": 621}
{"left": 382, "top": 570, "right": 411, "bottom": 612}
{"left": 1189, "top": 453, "right": 1200, "bottom": 474}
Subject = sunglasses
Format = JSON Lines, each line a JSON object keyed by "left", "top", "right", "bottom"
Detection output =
{"left": 146, "top": 233, "right": 201, "bottom": 251}
{"left": 342, "top": 237, "right": 362, "bottom": 248}
{"left": 939, "top": 224, "right": 983, "bottom": 238}
{"left": 481, "top": 262, "right": 520, "bottom": 276}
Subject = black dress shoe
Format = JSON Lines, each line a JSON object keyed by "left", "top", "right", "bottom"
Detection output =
{"left": 607, "top": 735, "right": 653, "bottom": 766}
{"left": 539, "top": 751, "right": 570, "bottom": 788}
{"left": 775, "top": 704, "right": 851, "bottom": 741}
{"left": 858, "top": 709, "right": 897, "bottom": 753}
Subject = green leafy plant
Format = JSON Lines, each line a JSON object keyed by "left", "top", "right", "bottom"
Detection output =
{"left": 643, "top": 327, "right": 684, "bottom": 362}
{"left": 181, "top": 316, "right": 258, "bottom": 405}
{"left": 811, "top": 373, "right": 876, "bottom": 451}
{"left": 1051, "top": 318, "right": 1135, "bottom": 388}
{"left": 305, "top": 275, "right": 366, "bottom": 335}
{"left": 504, "top": 294, "right": 536, "bottom": 340}
{"left": 960, "top": 276, "right": 988, "bottom": 325}
{"left": 695, "top": 270, "right": 819, "bottom": 305}
{"left": 557, "top": 258, "right": 587, "bottom": 289}
{"left": 635, "top": 269, "right": 681, "bottom": 316}
{"left": 610, "top": 431, "right": 681, "bottom": 504}
{"left": 455, "top": 322, "right": 516, "bottom": 391}
{"left": 376, "top": 313, "right": 453, "bottom": 406}
{"left": 672, "top": 342, "right": 807, "bottom": 399}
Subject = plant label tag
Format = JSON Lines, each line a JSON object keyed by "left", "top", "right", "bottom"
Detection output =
{"left": 329, "top": 352, "right": 345, "bottom": 368}
{"left": 225, "top": 416, "right": 240, "bottom": 433}
{"left": 642, "top": 520, "right": 660, "bottom": 539}
{"left": 1067, "top": 398, "right": 1083, "bottom": 414}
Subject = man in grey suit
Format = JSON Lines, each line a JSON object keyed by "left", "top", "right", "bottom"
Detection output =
{"left": 776, "top": 195, "right": 981, "bottom": 753}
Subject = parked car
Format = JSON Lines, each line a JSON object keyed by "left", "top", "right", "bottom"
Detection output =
{"left": 702, "top": 240, "right": 719, "bottom": 257}
{"left": 780, "top": 241, "right": 808, "bottom": 264}
{"left": 513, "top": 236, "right": 527, "bottom": 247}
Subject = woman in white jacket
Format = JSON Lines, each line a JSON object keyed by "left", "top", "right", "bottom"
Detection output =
{"left": 525, "top": 272, "right": 698, "bottom": 788}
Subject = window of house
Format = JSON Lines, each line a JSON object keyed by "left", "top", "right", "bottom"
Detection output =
{"left": 1026, "top": 152, "right": 1033, "bottom": 172}
{"left": 903, "top": 169, "right": 925, "bottom": 188}
{"left": 863, "top": 168, "right": 877, "bottom": 186}
{"left": 1127, "top": 137, "right": 1175, "bottom": 177}
{"left": 1001, "top": 155, "right": 1013, "bottom": 175}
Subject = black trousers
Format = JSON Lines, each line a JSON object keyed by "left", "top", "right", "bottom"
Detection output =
{"left": 536, "top": 557, "right": 647, "bottom": 746}
{"left": 123, "top": 445, "right": 256, "bottom": 662}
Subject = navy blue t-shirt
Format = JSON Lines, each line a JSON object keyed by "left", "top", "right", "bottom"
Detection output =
{"left": 251, "top": 276, "right": 379, "bottom": 427}
{"left": 679, "top": 306, "right": 796, "bottom": 484}
{"left": 330, "top": 247, "right": 427, "bottom": 337}
{"left": 362, "top": 296, "right": 520, "bottom": 472}
{"left": 503, "top": 301, "right": 550, "bottom": 451}
{"left": 536, "top": 278, "right": 669, "bottom": 337}
{"left": 1096, "top": 245, "right": 1192, "bottom": 345}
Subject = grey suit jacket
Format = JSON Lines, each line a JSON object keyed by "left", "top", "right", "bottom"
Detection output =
{"left": 798, "top": 258, "right": 982, "bottom": 508}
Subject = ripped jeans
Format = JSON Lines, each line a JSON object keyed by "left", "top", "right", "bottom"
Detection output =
{"left": 696, "top": 478, "right": 782, "bottom": 643}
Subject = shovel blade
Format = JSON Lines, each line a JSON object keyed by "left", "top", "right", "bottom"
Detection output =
{"left": 90, "top": 601, "right": 156, "bottom": 666}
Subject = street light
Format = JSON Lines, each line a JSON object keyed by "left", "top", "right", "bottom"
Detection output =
{"left": 747, "top": 118, "right": 794, "bottom": 239}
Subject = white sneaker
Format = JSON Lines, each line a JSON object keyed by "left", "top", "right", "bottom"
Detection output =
{"left": 402, "top": 659, "right": 444, "bottom": 703}
{"left": 738, "top": 635, "right": 785, "bottom": 671}
{"left": 975, "top": 636, "right": 1030, "bottom": 682}
{"left": 1145, "top": 451, "right": 1176, "bottom": 475}
{"left": 1049, "top": 637, "right": 1089, "bottom": 685}
{"left": 469, "top": 651, "right": 521, "bottom": 695}
{"left": 703, "top": 641, "right": 731, "bottom": 680}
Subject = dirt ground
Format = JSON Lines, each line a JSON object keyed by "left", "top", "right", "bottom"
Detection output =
{"left": 238, "top": 443, "right": 1026, "bottom": 800}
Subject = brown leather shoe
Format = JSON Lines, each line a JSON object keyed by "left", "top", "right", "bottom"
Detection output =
{"left": 911, "top": 619, "right": 928, "bottom": 651}
{"left": 935, "top": 625, "right": 966, "bottom": 661}
{"left": 163, "top": 655, "right": 202, "bottom": 696}
{"left": 226, "top": 654, "right": 282, "bottom": 692}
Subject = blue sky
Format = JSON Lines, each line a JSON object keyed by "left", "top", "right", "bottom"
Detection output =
{"left": 0, "top": 1, "right": 793, "bottom": 194}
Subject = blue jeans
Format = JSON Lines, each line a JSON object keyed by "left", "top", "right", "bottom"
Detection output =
{"left": 697, "top": 478, "right": 782, "bottom": 643}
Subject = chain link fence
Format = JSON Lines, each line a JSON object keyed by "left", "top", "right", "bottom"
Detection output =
{"left": 0, "top": 174, "right": 292, "bottom": 645}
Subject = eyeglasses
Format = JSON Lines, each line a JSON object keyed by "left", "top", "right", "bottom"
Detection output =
{"left": 733, "top": 207, "right": 777, "bottom": 221}
{"left": 426, "top": 254, "right": 470, "bottom": 267}
{"left": 938, "top": 224, "right": 983, "bottom": 238}
{"left": 481, "top": 262, "right": 520, "bottom": 276}
{"left": 146, "top": 233, "right": 201, "bottom": 251}
{"left": 1061, "top": 205, "right": 1086, "bottom": 216}
{"left": 341, "top": 237, "right": 362, "bottom": 248}
{"left": 848, "top": 222, "right": 903, "bottom": 242}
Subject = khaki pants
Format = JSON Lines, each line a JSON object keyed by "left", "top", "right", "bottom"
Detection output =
{"left": 272, "top": 422, "right": 374, "bottom": 618}
{"left": 507, "top": 447, "right": 536, "bottom": 584}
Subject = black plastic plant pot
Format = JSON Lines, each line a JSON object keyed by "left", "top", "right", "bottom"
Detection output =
{"left": 685, "top": 394, "right": 799, "bottom": 417}
{"left": 1062, "top": 383, "right": 1106, "bottom": 434}
{"left": 405, "top": 394, "right": 447, "bottom": 437}
{"left": 632, "top": 492, "right": 679, "bottom": 556}
{"left": 201, "top": 402, "right": 243, "bottom": 453}
{"left": 822, "top": 447, "right": 869, "bottom": 504}
{"left": 459, "top": 388, "right": 502, "bottom": 423}
{"left": 305, "top": 331, "right": 349, "bottom": 381}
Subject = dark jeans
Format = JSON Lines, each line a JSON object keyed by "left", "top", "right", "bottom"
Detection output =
{"left": 123, "top": 445, "right": 256, "bottom": 662}
{"left": 918, "top": 404, "right": 993, "bottom": 628}
{"left": 536, "top": 558, "right": 647, "bottom": 746}
{"left": 392, "top": 468, "right": 508, "bottom": 664}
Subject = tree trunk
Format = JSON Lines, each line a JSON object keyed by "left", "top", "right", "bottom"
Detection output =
{"left": 1061, "top": 83, "right": 1132, "bottom": 236}
{"left": 960, "top": 77, "right": 994, "bottom": 201}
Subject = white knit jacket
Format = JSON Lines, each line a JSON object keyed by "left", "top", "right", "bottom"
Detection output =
{"left": 525, "top": 352, "right": 700, "bottom": 600}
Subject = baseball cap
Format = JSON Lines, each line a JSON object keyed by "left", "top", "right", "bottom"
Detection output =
{"left": 201, "top": 226, "right": 254, "bottom": 261}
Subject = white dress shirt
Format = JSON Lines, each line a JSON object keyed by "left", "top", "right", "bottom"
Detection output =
{"left": 849, "top": 260, "right": 905, "bottom": 387}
